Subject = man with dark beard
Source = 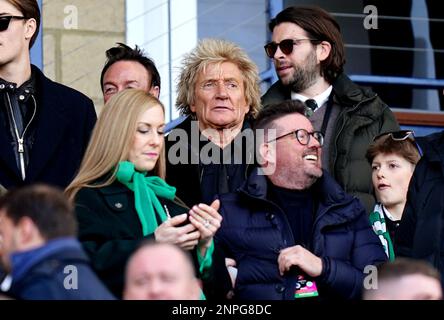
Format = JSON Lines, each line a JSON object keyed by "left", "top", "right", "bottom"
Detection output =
{"left": 215, "top": 100, "right": 387, "bottom": 300}
{"left": 262, "top": 6, "right": 399, "bottom": 213}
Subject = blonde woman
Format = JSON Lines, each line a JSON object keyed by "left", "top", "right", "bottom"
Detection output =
{"left": 66, "top": 89, "right": 222, "bottom": 298}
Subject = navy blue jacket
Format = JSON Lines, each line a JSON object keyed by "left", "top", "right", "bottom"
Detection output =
{"left": 6, "top": 238, "right": 114, "bottom": 300}
{"left": 0, "top": 65, "right": 96, "bottom": 189}
{"left": 216, "top": 168, "right": 387, "bottom": 300}
{"left": 396, "top": 130, "right": 444, "bottom": 285}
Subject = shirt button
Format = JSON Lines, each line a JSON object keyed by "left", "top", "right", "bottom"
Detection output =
{"left": 275, "top": 284, "right": 285, "bottom": 293}
{"left": 25, "top": 89, "right": 30, "bottom": 93}
{"left": 0, "top": 84, "right": 4, "bottom": 89}
{"left": 114, "top": 202, "right": 123, "bottom": 209}
{"left": 19, "top": 95, "right": 25, "bottom": 100}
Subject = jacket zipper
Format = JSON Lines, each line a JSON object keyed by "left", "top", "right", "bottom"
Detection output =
{"left": 6, "top": 92, "right": 37, "bottom": 180}
{"left": 331, "top": 94, "right": 376, "bottom": 175}
{"left": 238, "top": 189, "right": 297, "bottom": 247}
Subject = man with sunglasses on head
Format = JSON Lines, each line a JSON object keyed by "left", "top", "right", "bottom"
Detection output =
{"left": 262, "top": 6, "right": 399, "bottom": 213}
{"left": 396, "top": 129, "right": 444, "bottom": 286}
{"left": 0, "top": 0, "right": 96, "bottom": 189}
{"left": 215, "top": 100, "right": 386, "bottom": 300}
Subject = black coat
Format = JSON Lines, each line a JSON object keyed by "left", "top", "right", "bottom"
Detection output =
{"left": 165, "top": 116, "right": 256, "bottom": 208}
{"left": 216, "top": 168, "right": 387, "bottom": 300}
{"left": 0, "top": 65, "right": 96, "bottom": 189}
{"left": 396, "top": 130, "right": 444, "bottom": 284}
{"left": 74, "top": 179, "right": 192, "bottom": 297}
{"left": 74, "top": 179, "right": 229, "bottom": 299}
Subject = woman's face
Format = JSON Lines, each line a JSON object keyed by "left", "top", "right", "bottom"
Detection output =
{"left": 128, "top": 104, "right": 165, "bottom": 172}
{"left": 371, "top": 153, "right": 415, "bottom": 209}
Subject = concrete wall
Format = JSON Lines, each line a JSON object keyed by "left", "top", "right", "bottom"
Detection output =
{"left": 198, "top": 0, "right": 268, "bottom": 80}
{"left": 42, "top": 0, "right": 126, "bottom": 113}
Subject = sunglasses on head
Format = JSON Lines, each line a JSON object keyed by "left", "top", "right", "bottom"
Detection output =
{"left": 0, "top": 16, "right": 27, "bottom": 32}
{"left": 264, "top": 38, "right": 317, "bottom": 58}
{"left": 373, "top": 130, "right": 415, "bottom": 142}
{"left": 373, "top": 130, "right": 423, "bottom": 156}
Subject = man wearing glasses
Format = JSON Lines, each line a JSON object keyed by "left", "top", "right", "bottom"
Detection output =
{"left": 0, "top": 0, "right": 96, "bottom": 189}
{"left": 262, "top": 6, "right": 399, "bottom": 213}
{"left": 215, "top": 100, "right": 386, "bottom": 300}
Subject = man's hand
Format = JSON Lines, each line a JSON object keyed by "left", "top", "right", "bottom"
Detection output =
{"left": 277, "top": 245, "right": 323, "bottom": 277}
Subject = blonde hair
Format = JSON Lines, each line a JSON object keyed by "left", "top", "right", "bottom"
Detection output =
{"left": 176, "top": 38, "right": 261, "bottom": 118}
{"left": 65, "top": 89, "right": 166, "bottom": 200}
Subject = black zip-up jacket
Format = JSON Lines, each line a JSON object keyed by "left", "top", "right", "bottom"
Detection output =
{"left": 0, "top": 65, "right": 96, "bottom": 189}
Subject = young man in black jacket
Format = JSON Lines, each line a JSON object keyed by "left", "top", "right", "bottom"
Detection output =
{"left": 0, "top": 0, "right": 96, "bottom": 189}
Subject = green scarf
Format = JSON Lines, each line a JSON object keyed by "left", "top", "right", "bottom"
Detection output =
{"left": 369, "top": 203, "right": 395, "bottom": 261}
{"left": 116, "top": 161, "right": 176, "bottom": 236}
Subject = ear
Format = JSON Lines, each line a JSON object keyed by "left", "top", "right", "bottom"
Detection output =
{"left": 317, "top": 41, "right": 332, "bottom": 62}
{"left": 24, "top": 18, "right": 37, "bottom": 42}
{"left": 17, "top": 217, "right": 38, "bottom": 245}
{"left": 243, "top": 104, "right": 250, "bottom": 115}
{"left": 259, "top": 142, "right": 276, "bottom": 165}
{"left": 149, "top": 86, "right": 160, "bottom": 99}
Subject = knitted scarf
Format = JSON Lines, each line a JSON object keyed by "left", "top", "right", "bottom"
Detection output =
{"left": 369, "top": 203, "right": 395, "bottom": 261}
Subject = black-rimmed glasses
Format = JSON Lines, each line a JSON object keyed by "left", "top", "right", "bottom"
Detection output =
{"left": 0, "top": 16, "right": 27, "bottom": 32}
{"left": 264, "top": 38, "right": 317, "bottom": 58}
{"left": 268, "top": 129, "right": 324, "bottom": 146}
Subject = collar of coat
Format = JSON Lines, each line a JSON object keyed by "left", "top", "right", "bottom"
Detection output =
{"left": 166, "top": 115, "right": 256, "bottom": 160}
{"left": 237, "top": 167, "right": 363, "bottom": 227}
{"left": 263, "top": 73, "right": 385, "bottom": 119}
{"left": 9, "top": 237, "right": 85, "bottom": 282}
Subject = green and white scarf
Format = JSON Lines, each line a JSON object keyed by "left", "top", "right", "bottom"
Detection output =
{"left": 369, "top": 203, "right": 395, "bottom": 261}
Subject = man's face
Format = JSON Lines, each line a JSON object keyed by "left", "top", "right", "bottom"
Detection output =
{"left": 266, "top": 113, "right": 323, "bottom": 189}
{"left": 102, "top": 60, "right": 159, "bottom": 103}
{"left": 191, "top": 62, "right": 250, "bottom": 132}
{"left": 0, "top": 210, "right": 19, "bottom": 272}
{"left": 271, "top": 22, "right": 321, "bottom": 92}
{"left": 123, "top": 246, "right": 200, "bottom": 300}
{"left": 0, "top": 0, "right": 34, "bottom": 68}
